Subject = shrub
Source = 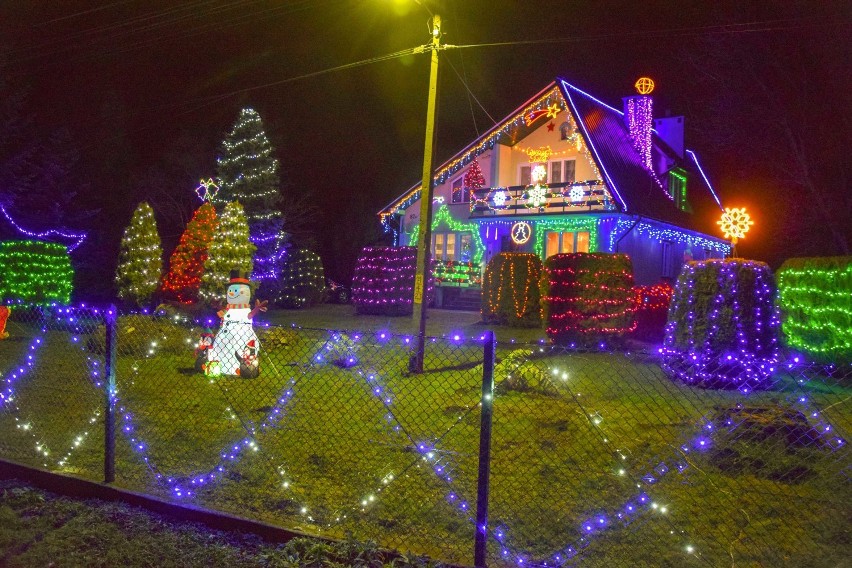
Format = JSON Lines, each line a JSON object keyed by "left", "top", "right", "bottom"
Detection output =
{"left": 544, "top": 253, "right": 635, "bottom": 345}
{"left": 277, "top": 249, "right": 326, "bottom": 309}
{"left": 632, "top": 283, "right": 674, "bottom": 343}
{"left": 661, "top": 259, "right": 780, "bottom": 388}
{"left": 0, "top": 240, "right": 74, "bottom": 305}
{"left": 777, "top": 256, "right": 852, "bottom": 364}
{"left": 352, "top": 247, "right": 431, "bottom": 316}
{"left": 481, "top": 253, "right": 544, "bottom": 327}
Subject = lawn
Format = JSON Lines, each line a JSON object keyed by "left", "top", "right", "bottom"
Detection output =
{"left": 1, "top": 307, "right": 850, "bottom": 566}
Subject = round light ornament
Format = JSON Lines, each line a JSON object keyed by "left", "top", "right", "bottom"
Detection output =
{"left": 511, "top": 221, "right": 532, "bottom": 245}
{"left": 635, "top": 77, "right": 655, "bottom": 95}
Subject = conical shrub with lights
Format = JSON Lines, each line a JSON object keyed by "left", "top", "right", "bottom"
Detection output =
{"left": 481, "top": 253, "right": 544, "bottom": 327}
{"left": 115, "top": 202, "right": 162, "bottom": 307}
{"left": 160, "top": 202, "right": 218, "bottom": 304}
{"left": 199, "top": 201, "right": 256, "bottom": 305}
{"left": 277, "top": 248, "right": 326, "bottom": 309}
{"left": 215, "top": 107, "right": 287, "bottom": 296}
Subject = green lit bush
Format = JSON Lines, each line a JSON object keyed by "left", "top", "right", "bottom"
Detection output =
{"left": 276, "top": 249, "right": 326, "bottom": 309}
{"left": 543, "top": 253, "right": 635, "bottom": 344}
{"left": 0, "top": 240, "right": 74, "bottom": 305}
{"left": 777, "top": 256, "right": 852, "bottom": 363}
{"left": 481, "top": 253, "right": 544, "bottom": 327}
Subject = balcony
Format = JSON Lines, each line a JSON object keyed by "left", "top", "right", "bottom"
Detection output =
{"left": 469, "top": 180, "right": 616, "bottom": 218}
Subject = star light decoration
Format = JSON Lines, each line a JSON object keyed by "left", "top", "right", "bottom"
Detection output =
{"left": 717, "top": 207, "right": 754, "bottom": 244}
{"left": 195, "top": 178, "right": 220, "bottom": 203}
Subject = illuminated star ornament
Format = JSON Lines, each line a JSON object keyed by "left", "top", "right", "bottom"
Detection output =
{"left": 195, "top": 178, "right": 220, "bottom": 202}
{"left": 718, "top": 207, "right": 754, "bottom": 244}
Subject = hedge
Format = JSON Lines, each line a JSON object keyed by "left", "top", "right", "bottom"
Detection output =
{"left": 661, "top": 259, "right": 780, "bottom": 388}
{"left": 543, "top": 253, "right": 635, "bottom": 344}
{"left": 277, "top": 249, "right": 326, "bottom": 309}
{"left": 352, "top": 247, "right": 431, "bottom": 316}
{"left": 0, "top": 240, "right": 74, "bottom": 305}
{"left": 481, "top": 253, "right": 544, "bottom": 327}
{"left": 777, "top": 256, "right": 852, "bottom": 363}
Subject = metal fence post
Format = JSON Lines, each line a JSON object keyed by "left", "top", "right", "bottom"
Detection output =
{"left": 104, "top": 304, "right": 117, "bottom": 483}
{"left": 474, "top": 330, "right": 496, "bottom": 567}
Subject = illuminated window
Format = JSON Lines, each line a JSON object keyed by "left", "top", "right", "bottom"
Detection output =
{"left": 432, "top": 232, "right": 467, "bottom": 261}
{"left": 550, "top": 160, "right": 576, "bottom": 184}
{"left": 519, "top": 165, "right": 532, "bottom": 186}
{"left": 433, "top": 234, "right": 445, "bottom": 260}
{"left": 446, "top": 234, "right": 456, "bottom": 261}
{"left": 545, "top": 230, "right": 590, "bottom": 258}
{"left": 668, "top": 168, "right": 688, "bottom": 211}
{"left": 451, "top": 177, "right": 469, "bottom": 203}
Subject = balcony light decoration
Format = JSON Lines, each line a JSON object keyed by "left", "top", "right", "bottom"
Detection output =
{"left": 0, "top": 240, "right": 74, "bottom": 305}
{"left": 115, "top": 202, "right": 163, "bottom": 308}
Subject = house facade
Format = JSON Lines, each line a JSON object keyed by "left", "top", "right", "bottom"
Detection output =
{"left": 378, "top": 78, "right": 731, "bottom": 308}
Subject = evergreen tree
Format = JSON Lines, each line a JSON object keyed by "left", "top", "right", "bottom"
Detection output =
{"left": 115, "top": 202, "right": 162, "bottom": 307}
{"left": 199, "top": 201, "right": 256, "bottom": 305}
{"left": 161, "top": 202, "right": 218, "bottom": 304}
{"left": 463, "top": 158, "right": 486, "bottom": 191}
{"left": 277, "top": 248, "right": 326, "bottom": 309}
{"left": 215, "top": 108, "right": 287, "bottom": 294}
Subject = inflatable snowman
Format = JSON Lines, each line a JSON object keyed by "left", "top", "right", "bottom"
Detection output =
{"left": 205, "top": 270, "right": 267, "bottom": 377}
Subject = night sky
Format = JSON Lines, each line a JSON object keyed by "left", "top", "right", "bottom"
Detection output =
{"left": 1, "top": 0, "right": 849, "bottom": 300}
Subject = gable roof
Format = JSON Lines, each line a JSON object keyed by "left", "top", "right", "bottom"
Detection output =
{"left": 380, "top": 78, "right": 724, "bottom": 234}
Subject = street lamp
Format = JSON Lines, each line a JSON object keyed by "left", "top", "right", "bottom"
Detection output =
{"left": 409, "top": 12, "right": 441, "bottom": 373}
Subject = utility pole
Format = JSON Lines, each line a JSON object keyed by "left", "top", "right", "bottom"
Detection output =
{"left": 409, "top": 14, "right": 441, "bottom": 373}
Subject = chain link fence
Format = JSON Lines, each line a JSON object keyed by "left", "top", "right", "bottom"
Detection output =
{"left": 1, "top": 304, "right": 849, "bottom": 566}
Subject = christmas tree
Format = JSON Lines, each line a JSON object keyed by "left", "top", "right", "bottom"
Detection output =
{"left": 277, "top": 248, "right": 325, "bottom": 309}
{"left": 199, "top": 201, "right": 256, "bottom": 305}
{"left": 160, "top": 202, "right": 218, "bottom": 304}
{"left": 215, "top": 108, "right": 287, "bottom": 294}
{"left": 115, "top": 202, "right": 162, "bottom": 307}
{"left": 464, "top": 158, "right": 486, "bottom": 190}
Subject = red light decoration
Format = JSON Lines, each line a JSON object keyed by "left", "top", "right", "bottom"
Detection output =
{"left": 632, "top": 283, "right": 674, "bottom": 342}
{"left": 352, "top": 247, "right": 432, "bottom": 316}
{"left": 544, "top": 253, "right": 637, "bottom": 343}
{"left": 161, "top": 203, "right": 218, "bottom": 304}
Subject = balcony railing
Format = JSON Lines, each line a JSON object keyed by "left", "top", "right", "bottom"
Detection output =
{"left": 469, "top": 180, "right": 616, "bottom": 217}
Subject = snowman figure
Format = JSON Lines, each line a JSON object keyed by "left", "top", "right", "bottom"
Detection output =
{"left": 206, "top": 270, "right": 267, "bottom": 377}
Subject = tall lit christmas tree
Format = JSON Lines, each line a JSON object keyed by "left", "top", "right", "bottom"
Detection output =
{"left": 161, "top": 202, "right": 218, "bottom": 304}
{"left": 464, "top": 158, "right": 486, "bottom": 192}
{"left": 215, "top": 108, "right": 287, "bottom": 296}
{"left": 199, "top": 201, "right": 256, "bottom": 305}
{"left": 115, "top": 202, "right": 162, "bottom": 307}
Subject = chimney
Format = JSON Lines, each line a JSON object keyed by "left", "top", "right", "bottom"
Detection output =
{"left": 653, "top": 116, "right": 685, "bottom": 158}
{"left": 623, "top": 77, "right": 655, "bottom": 171}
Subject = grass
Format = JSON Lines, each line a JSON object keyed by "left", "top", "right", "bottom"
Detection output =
{"left": 0, "top": 479, "right": 441, "bottom": 567}
{"left": 1, "top": 307, "right": 850, "bottom": 566}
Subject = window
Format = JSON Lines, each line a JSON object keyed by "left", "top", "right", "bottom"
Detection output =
{"left": 668, "top": 168, "right": 688, "bottom": 211}
{"left": 550, "top": 160, "right": 576, "bottom": 184}
{"left": 661, "top": 241, "right": 675, "bottom": 278}
{"left": 432, "top": 232, "right": 464, "bottom": 261}
{"left": 519, "top": 165, "right": 532, "bottom": 186}
{"left": 459, "top": 234, "right": 472, "bottom": 262}
{"left": 451, "top": 177, "right": 469, "bottom": 204}
{"left": 434, "top": 234, "right": 445, "bottom": 260}
{"left": 544, "top": 231, "right": 591, "bottom": 258}
{"left": 445, "top": 234, "right": 456, "bottom": 261}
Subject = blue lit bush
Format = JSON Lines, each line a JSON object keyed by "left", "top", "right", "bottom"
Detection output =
{"left": 661, "top": 259, "right": 780, "bottom": 389}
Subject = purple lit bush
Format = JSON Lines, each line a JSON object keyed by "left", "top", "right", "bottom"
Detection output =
{"left": 661, "top": 259, "right": 780, "bottom": 389}
{"left": 352, "top": 247, "right": 432, "bottom": 316}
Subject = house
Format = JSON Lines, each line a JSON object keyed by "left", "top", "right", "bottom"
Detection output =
{"left": 378, "top": 78, "right": 731, "bottom": 308}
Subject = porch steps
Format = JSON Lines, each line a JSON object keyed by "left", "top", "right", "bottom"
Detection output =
{"left": 440, "top": 288, "right": 482, "bottom": 311}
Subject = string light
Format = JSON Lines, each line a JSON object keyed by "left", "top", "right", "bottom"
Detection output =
{"left": 195, "top": 178, "right": 220, "bottom": 203}
{"left": 0, "top": 205, "right": 87, "bottom": 252}
{"left": 115, "top": 202, "right": 163, "bottom": 307}
{"left": 198, "top": 202, "right": 256, "bottom": 305}
{"left": 277, "top": 249, "right": 325, "bottom": 308}
{"left": 352, "top": 247, "right": 428, "bottom": 315}
{"left": 544, "top": 253, "right": 637, "bottom": 342}
{"left": 608, "top": 219, "right": 730, "bottom": 255}
{"left": 482, "top": 253, "right": 544, "bottom": 324}
{"left": 161, "top": 203, "right": 218, "bottom": 304}
{"left": 0, "top": 241, "right": 74, "bottom": 305}
{"left": 405, "top": 205, "right": 485, "bottom": 266}
{"left": 777, "top": 258, "right": 852, "bottom": 362}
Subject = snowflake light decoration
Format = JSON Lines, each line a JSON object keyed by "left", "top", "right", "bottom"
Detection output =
{"left": 491, "top": 189, "right": 508, "bottom": 209}
{"left": 525, "top": 184, "right": 549, "bottom": 209}
{"left": 531, "top": 164, "right": 548, "bottom": 184}
{"left": 569, "top": 185, "right": 585, "bottom": 203}
{"left": 717, "top": 207, "right": 754, "bottom": 243}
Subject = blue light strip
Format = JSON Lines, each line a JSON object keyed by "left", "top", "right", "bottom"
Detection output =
{"left": 609, "top": 219, "right": 731, "bottom": 254}
{"left": 685, "top": 150, "right": 724, "bottom": 211}
{"left": 560, "top": 79, "right": 624, "bottom": 116}
{"left": 0, "top": 205, "right": 88, "bottom": 251}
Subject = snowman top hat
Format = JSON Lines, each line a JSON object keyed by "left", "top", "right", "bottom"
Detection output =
{"left": 229, "top": 269, "right": 252, "bottom": 285}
